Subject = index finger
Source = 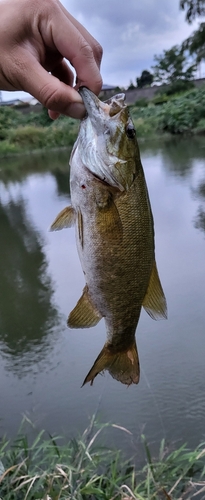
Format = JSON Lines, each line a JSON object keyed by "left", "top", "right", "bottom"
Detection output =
{"left": 41, "top": 3, "right": 103, "bottom": 95}
{"left": 58, "top": 2, "right": 103, "bottom": 69}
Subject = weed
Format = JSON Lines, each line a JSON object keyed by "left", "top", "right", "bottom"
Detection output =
{"left": 0, "top": 419, "right": 205, "bottom": 500}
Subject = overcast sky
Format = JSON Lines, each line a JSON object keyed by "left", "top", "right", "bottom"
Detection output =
{"left": 1, "top": 0, "right": 203, "bottom": 102}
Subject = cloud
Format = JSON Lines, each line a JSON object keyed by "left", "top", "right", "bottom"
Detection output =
{"left": 1, "top": 0, "right": 201, "bottom": 102}
{"left": 63, "top": 0, "right": 200, "bottom": 86}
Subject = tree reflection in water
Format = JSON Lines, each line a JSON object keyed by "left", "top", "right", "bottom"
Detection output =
{"left": 0, "top": 196, "right": 60, "bottom": 376}
{"left": 194, "top": 179, "right": 205, "bottom": 233}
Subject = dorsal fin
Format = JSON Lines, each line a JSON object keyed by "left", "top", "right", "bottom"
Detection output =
{"left": 143, "top": 261, "right": 167, "bottom": 320}
{"left": 50, "top": 206, "right": 76, "bottom": 231}
{"left": 68, "top": 286, "right": 102, "bottom": 328}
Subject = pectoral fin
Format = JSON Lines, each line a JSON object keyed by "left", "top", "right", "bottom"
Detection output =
{"left": 96, "top": 199, "right": 123, "bottom": 244}
{"left": 143, "top": 261, "right": 167, "bottom": 320}
{"left": 50, "top": 206, "right": 76, "bottom": 231}
{"left": 68, "top": 286, "right": 102, "bottom": 328}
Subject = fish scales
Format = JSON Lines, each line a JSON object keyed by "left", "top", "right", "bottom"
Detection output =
{"left": 75, "top": 172, "right": 153, "bottom": 335}
{"left": 50, "top": 87, "right": 167, "bottom": 386}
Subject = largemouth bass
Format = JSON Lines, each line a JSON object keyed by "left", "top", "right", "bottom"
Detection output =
{"left": 51, "top": 87, "right": 167, "bottom": 386}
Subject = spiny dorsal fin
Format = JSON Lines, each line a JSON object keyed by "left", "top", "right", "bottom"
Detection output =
{"left": 143, "top": 261, "right": 167, "bottom": 320}
{"left": 50, "top": 206, "right": 76, "bottom": 231}
{"left": 82, "top": 340, "right": 140, "bottom": 386}
{"left": 68, "top": 286, "right": 102, "bottom": 328}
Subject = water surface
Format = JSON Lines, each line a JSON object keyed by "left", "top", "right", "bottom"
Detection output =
{"left": 0, "top": 138, "right": 205, "bottom": 458}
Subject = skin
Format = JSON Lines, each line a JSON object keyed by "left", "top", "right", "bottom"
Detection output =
{"left": 0, "top": 0, "right": 103, "bottom": 119}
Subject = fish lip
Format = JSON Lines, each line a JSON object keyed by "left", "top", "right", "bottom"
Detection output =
{"left": 79, "top": 87, "right": 126, "bottom": 119}
{"left": 79, "top": 86, "right": 107, "bottom": 118}
{"left": 79, "top": 86, "right": 97, "bottom": 103}
{"left": 78, "top": 87, "right": 131, "bottom": 192}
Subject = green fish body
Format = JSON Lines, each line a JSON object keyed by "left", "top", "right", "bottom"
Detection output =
{"left": 51, "top": 88, "right": 167, "bottom": 386}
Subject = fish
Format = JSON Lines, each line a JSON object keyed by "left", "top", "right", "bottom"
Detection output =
{"left": 50, "top": 87, "right": 167, "bottom": 386}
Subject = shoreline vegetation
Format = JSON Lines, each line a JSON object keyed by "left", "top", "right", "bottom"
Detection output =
{"left": 0, "top": 86, "right": 205, "bottom": 159}
{"left": 0, "top": 419, "right": 205, "bottom": 500}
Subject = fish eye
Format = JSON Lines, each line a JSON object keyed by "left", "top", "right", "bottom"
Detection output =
{"left": 126, "top": 123, "right": 136, "bottom": 139}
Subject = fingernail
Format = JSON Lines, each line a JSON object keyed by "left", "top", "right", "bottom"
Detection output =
{"left": 48, "top": 110, "right": 60, "bottom": 120}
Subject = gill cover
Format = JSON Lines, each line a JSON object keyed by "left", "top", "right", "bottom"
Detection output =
{"left": 73, "top": 87, "right": 138, "bottom": 191}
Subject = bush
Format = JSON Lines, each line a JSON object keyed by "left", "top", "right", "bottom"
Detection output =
{"left": 166, "top": 79, "right": 194, "bottom": 96}
{"left": 46, "top": 122, "right": 78, "bottom": 148}
{"left": 0, "top": 107, "right": 24, "bottom": 140}
{"left": 4, "top": 119, "right": 79, "bottom": 152}
{"left": 134, "top": 98, "right": 148, "bottom": 107}
{"left": 8, "top": 125, "right": 47, "bottom": 148}
{"left": 193, "top": 118, "right": 205, "bottom": 134}
{"left": 23, "top": 107, "right": 53, "bottom": 127}
{"left": 152, "top": 94, "right": 169, "bottom": 105}
{"left": 133, "top": 117, "right": 158, "bottom": 137}
{"left": 158, "top": 86, "right": 205, "bottom": 134}
{"left": 0, "top": 140, "right": 20, "bottom": 155}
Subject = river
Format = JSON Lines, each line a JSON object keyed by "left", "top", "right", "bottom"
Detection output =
{"left": 0, "top": 137, "right": 205, "bottom": 459}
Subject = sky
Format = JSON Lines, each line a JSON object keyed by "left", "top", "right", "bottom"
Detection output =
{"left": 1, "top": 0, "right": 203, "bottom": 102}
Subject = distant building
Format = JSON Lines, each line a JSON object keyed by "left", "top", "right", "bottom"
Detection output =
{"left": 0, "top": 98, "right": 24, "bottom": 107}
{"left": 0, "top": 97, "right": 42, "bottom": 113}
{"left": 99, "top": 84, "right": 118, "bottom": 99}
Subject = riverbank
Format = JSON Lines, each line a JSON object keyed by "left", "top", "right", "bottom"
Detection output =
{"left": 0, "top": 86, "right": 205, "bottom": 158}
{"left": 0, "top": 419, "right": 205, "bottom": 499}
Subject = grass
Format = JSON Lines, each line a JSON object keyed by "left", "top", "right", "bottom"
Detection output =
{"left": 1, "top": 85, "right": 205, "bottom": 157}
{"left": 0, "top": 108, "right": 79, "bottom": 157}
{"left": 0, "top": 417, "right": 205, "bottom": 499}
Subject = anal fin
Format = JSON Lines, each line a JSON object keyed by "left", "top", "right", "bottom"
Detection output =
{"left": 50, "top": 206, "right": 76, "bottom": 231}
{"left": 68, "top": 286, "right": 102, "bottom": 328}
{"left": 143, "top": 261, "right": 167, "bottom": 320}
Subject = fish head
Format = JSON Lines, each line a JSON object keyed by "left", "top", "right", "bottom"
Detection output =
{"left": 71, "top": 87, "right": 140, "bottom": 192}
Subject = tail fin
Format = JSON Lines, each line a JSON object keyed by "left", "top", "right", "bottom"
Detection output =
{"left": 82, "top": 341, "right": 140, "bottom": 386}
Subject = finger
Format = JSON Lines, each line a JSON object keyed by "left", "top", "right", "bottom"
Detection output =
{"left": 48, "top": 110, "right": 60, "bottom": 120}
{"left": 45, "top": 9, "right": 102, "bottom": 95}
{"left": 51, "top": 59, "right": 74, "bottom": 87}
{"left": 48, "top": 101, "right": 85, "bottom": 120}
{"left": 57, "top": 2, "right": 103, "bottom": 69}
{"left": 18, "top": 53, "right": 85, "bottom": 118}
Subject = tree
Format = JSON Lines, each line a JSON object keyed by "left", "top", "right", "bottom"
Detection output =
{"left": 180, "top": 0, "right": 205, "bottom": 22}
{"left": 127, "top": 80, "right": 136, "bottom": 90}
{"left": 152, "top": 45, "right": 197, "bottom": 85}
{"left": 183, "top": 22, "right": 205, "bottom": 63}
{"left": 136, "top": 70, "right": 153, "bottom": 88}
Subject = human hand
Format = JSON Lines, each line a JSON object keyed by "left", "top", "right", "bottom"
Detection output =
{"left": 0, "top": 0, "right": 103, "bottom": 118}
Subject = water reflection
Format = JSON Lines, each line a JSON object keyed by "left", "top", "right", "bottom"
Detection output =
{"left": 0, "top": 149, "right": 71, "bottom": 184}
{"left": 194, "top": 179, "right": 205, "bottom": 233}
{"left": 161, "top": 137, "right": 205, "bottom": 178}
{"left": 53, "top": 169, "right": 70, "bottom": 197}
{"left": 140, "top": 137, "right": 205, "bottom": 178}
{"left": 0, "top": 195, "right": 60, "bottom": 376}
{"left": 0, "top": 139, "right": 205, "bottom": 450}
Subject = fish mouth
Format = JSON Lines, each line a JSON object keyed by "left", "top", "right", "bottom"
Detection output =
{"left": 78, "top": 87, "right": 132, "bottom": 192}
{"left": 79, "top": 87, "right": 126, "bottom": 120}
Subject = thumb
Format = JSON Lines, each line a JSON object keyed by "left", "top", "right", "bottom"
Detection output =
{"left": 20, "top": 57, "right": 85, "bottom": 118}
